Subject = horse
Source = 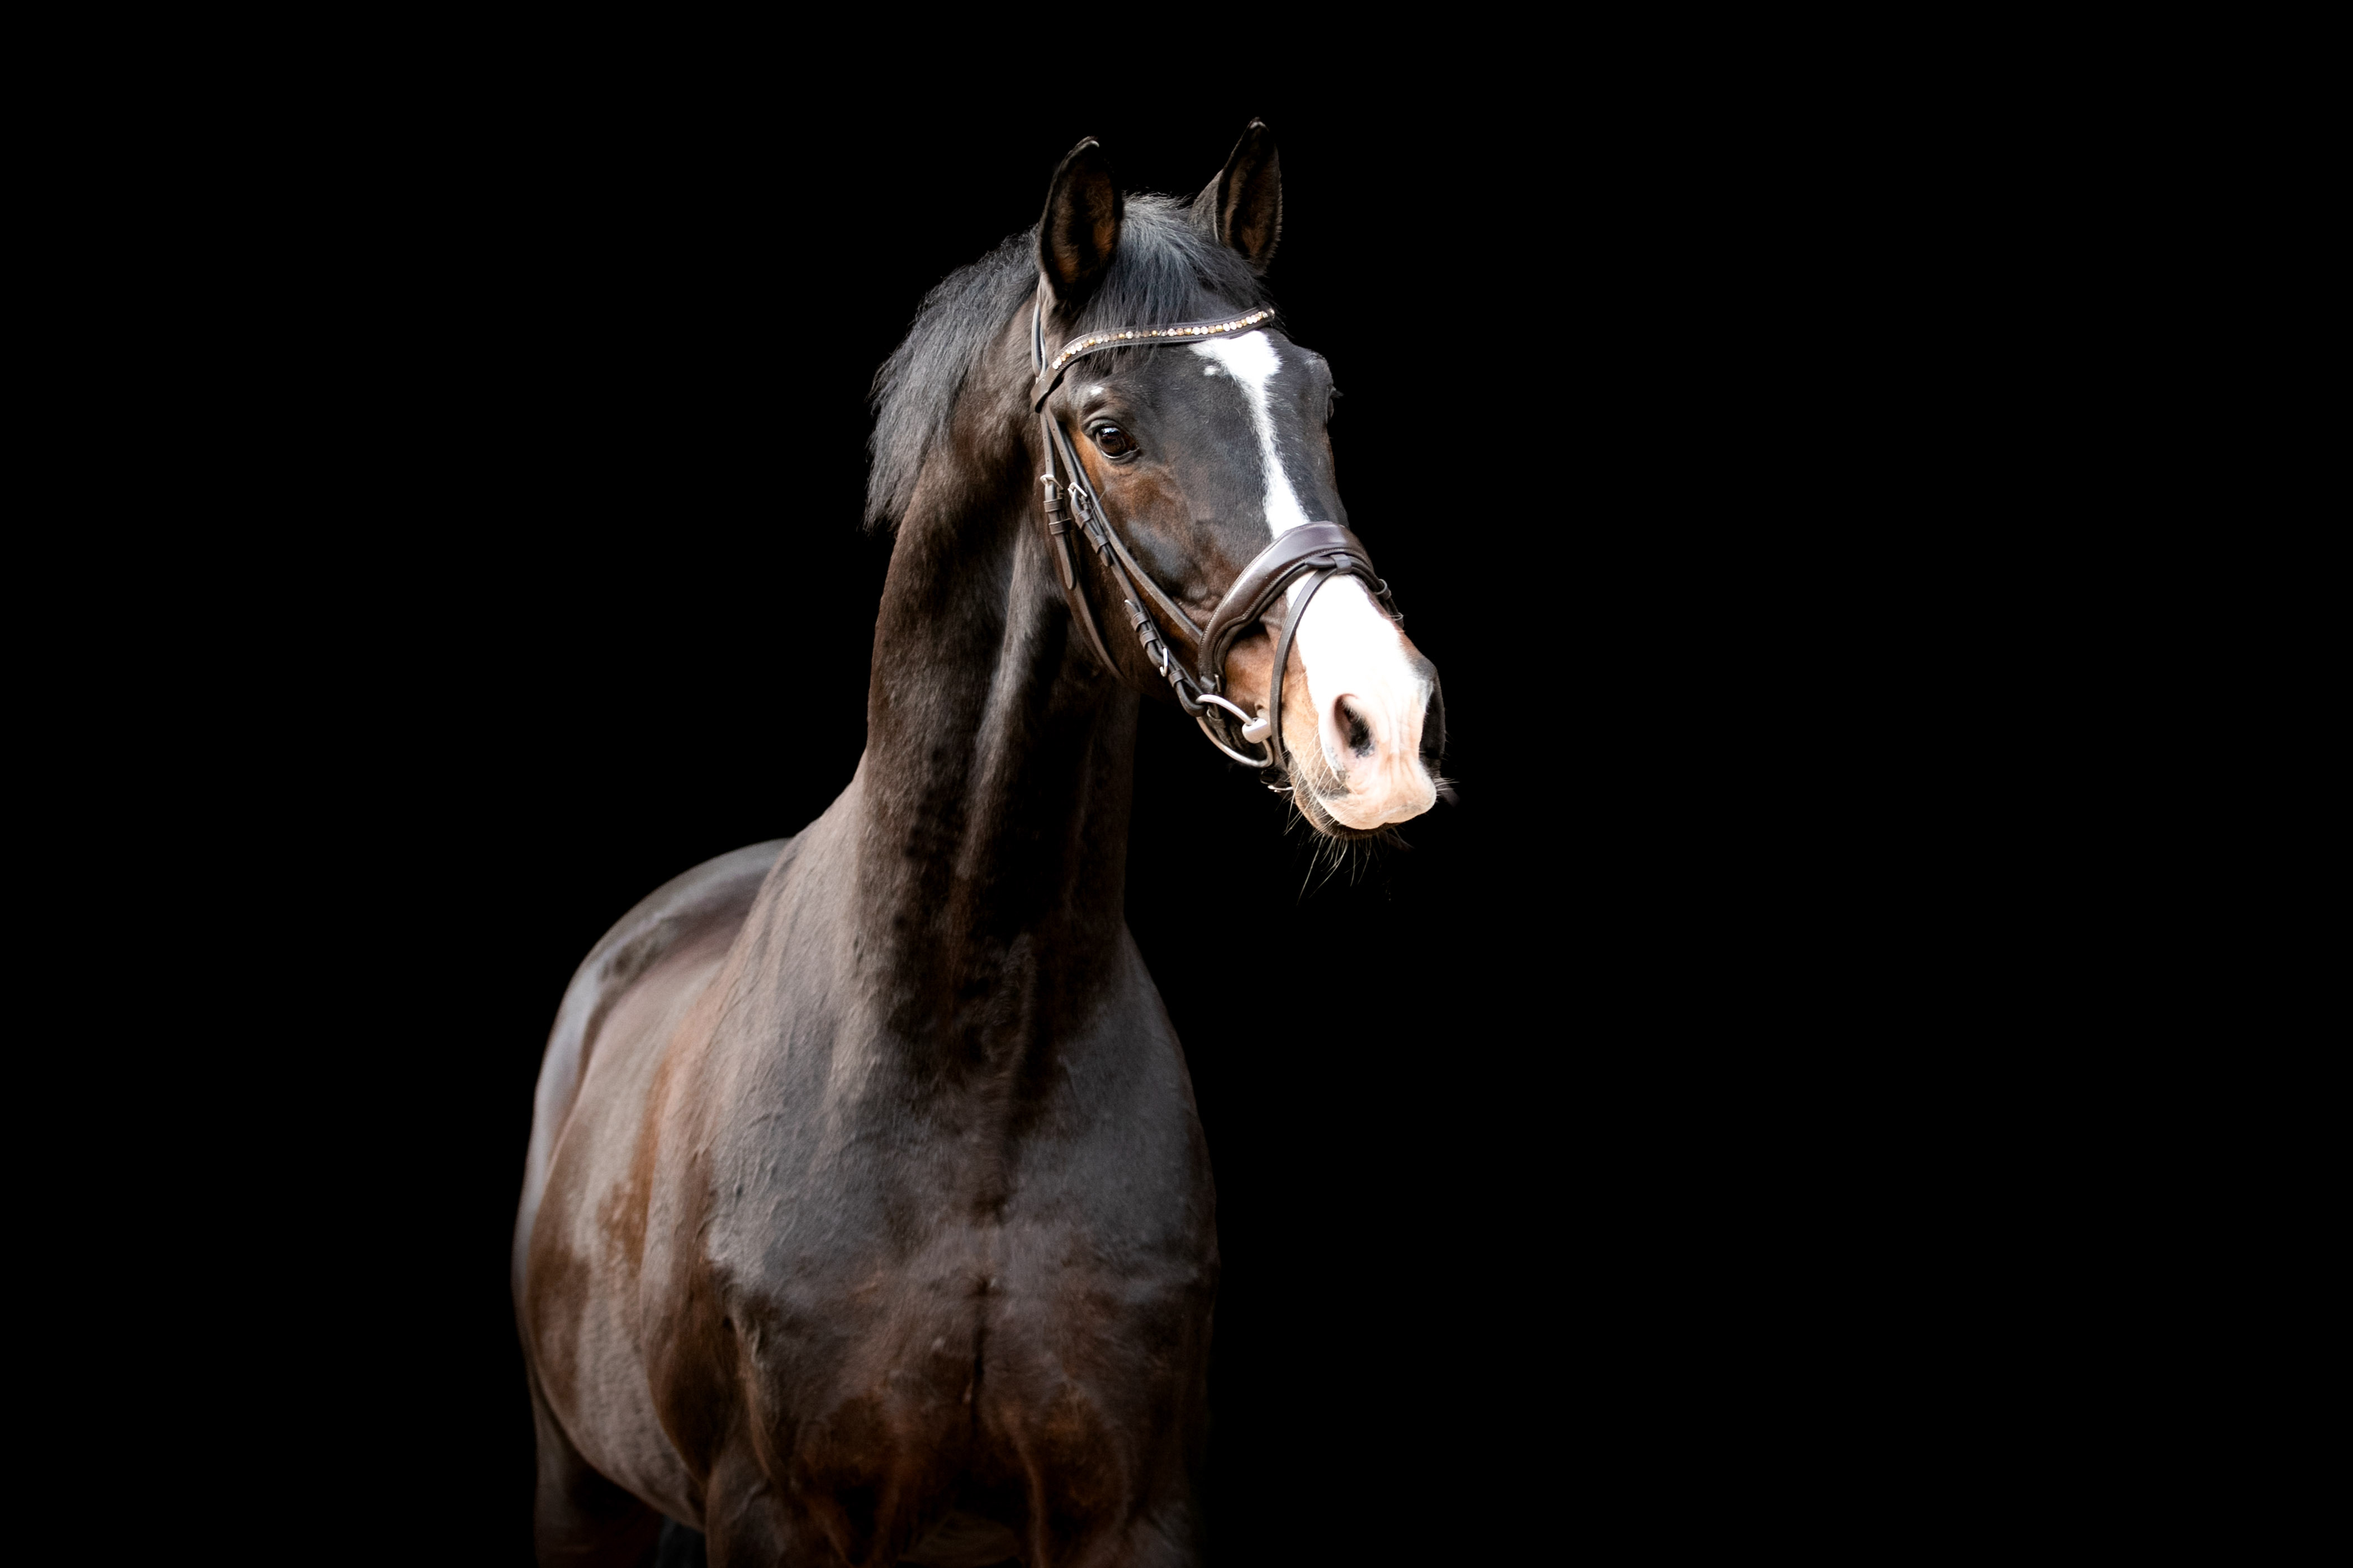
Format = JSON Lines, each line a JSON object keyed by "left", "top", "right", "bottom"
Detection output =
{"left": 513, "top": 122, "right": 1449, "bottom": 1567}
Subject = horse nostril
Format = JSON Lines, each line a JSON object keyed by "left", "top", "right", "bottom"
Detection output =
{"left": 1337, "top": 697, "right": 1374, "bottom": 758}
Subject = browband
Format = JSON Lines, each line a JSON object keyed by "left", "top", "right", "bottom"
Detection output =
{"left": 1032, "top": 307, "right": 1279, "bottom": 410}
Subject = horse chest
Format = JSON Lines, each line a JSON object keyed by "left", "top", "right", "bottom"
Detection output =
{"left": 711, "top": 1144, "right": 1214, "bottom": 1483}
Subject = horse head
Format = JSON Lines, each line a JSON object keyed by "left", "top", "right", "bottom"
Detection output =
{"left": 1032, "top": 127, "right": 1447, "bottom": 835}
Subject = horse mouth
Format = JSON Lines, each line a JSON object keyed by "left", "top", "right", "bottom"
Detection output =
{"left": 1283, "top": 740, "right": 1409, "bottom": 839}
{"left": 1294, "top": 790, "right": 1389, "bottom": 840}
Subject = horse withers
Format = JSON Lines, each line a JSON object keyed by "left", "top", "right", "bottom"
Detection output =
{"left": 514, "top": 123, "right": 1448, "bottom": 1566}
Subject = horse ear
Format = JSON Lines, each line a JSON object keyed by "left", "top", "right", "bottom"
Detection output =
{"left": 1038, "top": 139, "right": 1123, "bottom": 308}
{"left": 1193, "top": 120, "right": 1282, "bottom": 274}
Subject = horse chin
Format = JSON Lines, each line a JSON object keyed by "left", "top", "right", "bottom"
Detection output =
{"left": 1284, "top": 740, "right": 1433, "bottom": 838}
{"left": 1293, "top": 785, "right": 1392, "bottom": 840}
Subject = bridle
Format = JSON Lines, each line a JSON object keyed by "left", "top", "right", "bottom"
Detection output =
{"left": 1030, "top": 295, "right": 1440, "bottom": 791}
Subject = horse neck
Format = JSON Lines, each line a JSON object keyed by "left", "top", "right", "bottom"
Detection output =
{"left": 853, "top": 445, "right": 1141, "bottom": 1070}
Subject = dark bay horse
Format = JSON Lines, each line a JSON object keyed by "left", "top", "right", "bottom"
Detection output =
{"left": 514, "top": 124, "right": 1448, "bottom": 1567}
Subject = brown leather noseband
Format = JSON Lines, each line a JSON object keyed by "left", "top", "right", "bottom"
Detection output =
{"left": 1030, "top": 298, "right": 1433, "bottom": 789}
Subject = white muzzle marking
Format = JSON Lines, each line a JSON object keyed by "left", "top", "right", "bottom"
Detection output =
{"left": 1292, "top": 578, "right": 1436, "bottom": 827}
{"left": 1193, "top": 331, "right": 1437, "bottom": 829}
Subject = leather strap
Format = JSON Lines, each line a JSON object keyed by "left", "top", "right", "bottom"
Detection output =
{"left": 1034, "top": 306, "right": 1120, "bottom": 675}
{"left": 1045, "top": 416, "right": 1204, "bottom": 665}
{"left": 1032, "top": 306, "right": 1279, "bottom": 410}
{"left": 1198, "top": 522, "right": 1389, "bottom": 695}
{"left": 1263, "top": 566, "right": 1336, "bottom": 782}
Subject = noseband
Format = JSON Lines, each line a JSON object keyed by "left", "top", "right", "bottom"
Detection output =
{"left": 1031, "top": 298, "right": 1435, "bottom": 789}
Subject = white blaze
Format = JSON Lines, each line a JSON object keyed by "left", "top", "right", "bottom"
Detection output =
{"left": 1190, "top": 332, "right": 1435, "bottom": 826}
{"left": 1190, "top": 332, "right": 1312, "bottom": 535}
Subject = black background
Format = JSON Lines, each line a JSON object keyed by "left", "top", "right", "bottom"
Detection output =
{"left": 235, "top": 75, "right": 1917, "bottom": 1563}
{"left": 60, "top": 28, "right": 2279, "bottom": 1561}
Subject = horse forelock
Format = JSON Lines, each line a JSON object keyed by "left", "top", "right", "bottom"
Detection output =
{"left": 864, "top": 194, "right": 1274, "bottom": 534}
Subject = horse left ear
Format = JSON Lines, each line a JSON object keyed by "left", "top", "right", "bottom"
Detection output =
{"left": 1193, "top": 120, "right": 1282, "bottom": 274}
{"left": 1040, "top": 138, "right": 1124, "bottom": 310}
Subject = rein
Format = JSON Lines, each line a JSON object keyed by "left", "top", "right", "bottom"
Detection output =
{"left": 1029, "top": 297, "right": 1402, "bottom": 788}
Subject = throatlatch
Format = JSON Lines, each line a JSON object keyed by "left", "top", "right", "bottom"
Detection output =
{"left": 1029, "top": 297, "right": 1403, "bottom": 788}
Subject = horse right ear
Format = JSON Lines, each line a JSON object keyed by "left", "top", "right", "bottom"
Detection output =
{"left": 1039, "top": 139, "right": 1123, "bottom": 310}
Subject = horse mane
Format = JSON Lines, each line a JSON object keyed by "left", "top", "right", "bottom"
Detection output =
{"left": 865, "top": 193, "right": 1275, "bottom": 532}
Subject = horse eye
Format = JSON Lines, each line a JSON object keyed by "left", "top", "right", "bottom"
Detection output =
{"left": 1093, "top": 425, "right": 1136, "bottom": 458}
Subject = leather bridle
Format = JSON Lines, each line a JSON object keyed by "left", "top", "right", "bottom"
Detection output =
{"left": 1030, "top": 296, "right": 1439, "bottom": 791}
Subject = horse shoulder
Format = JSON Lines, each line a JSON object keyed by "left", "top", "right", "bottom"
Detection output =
{"left": 515, "top": 836, "right": 793, "bottom": 1522}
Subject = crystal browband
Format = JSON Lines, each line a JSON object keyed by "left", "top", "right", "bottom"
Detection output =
{"left": 1033, "top": 307, "right": 1277, "bottom": 407}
